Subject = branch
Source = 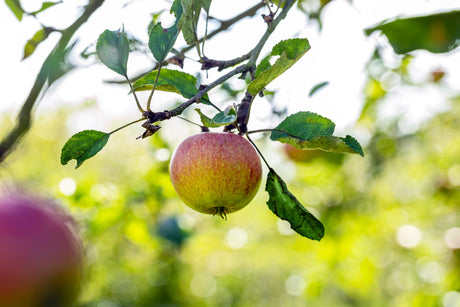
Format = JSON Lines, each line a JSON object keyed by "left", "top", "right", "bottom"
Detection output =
{"left": 200, "top": 53, "right": 251, "bottom": 71}
{"left": 142, "top": 0, "right": 298, "bottom": 128}
{"left": 143, "top": 64, "right": 250, "bottom": 123}
{"left": 248, "top": 0, "right": 297, "bottom": 67}
{"left": 200, "top": 0, "right": 296, "bottom": 72}
{"left": 0, "top": 0, "right": 106, "bottom": 163}
{"left": 111, "top": 2, "right": 265, "bottom": 84}
{"left": 234, "top": 0, "right": 298, "bottom": 133}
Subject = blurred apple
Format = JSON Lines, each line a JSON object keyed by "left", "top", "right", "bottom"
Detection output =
{"left": 283, "top": 144, "right": 344, "bottom": 164}
{"left": 0, "top": 192, "right": 83, "bottom": 307}
{"left": 169, "top": 132, "right": 262, "bottom": 217}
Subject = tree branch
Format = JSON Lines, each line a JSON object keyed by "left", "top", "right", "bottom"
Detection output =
{"left": 143, "top": 63, "right": 250, "bottom": 123}
{"left": 248, "top": 0, "right": 297, "bottom": 67}
{"left": 142, "top": 0, "right": 298, "bottom": 128}
{"left": 200, "top": 53, "right": 251, "bottom": 71}
{"left": 0, "top": 0, "right": 105, "bottom": 163}
{"left": 235, "top": 0, "right": 297, "bottom": 133}
{"left": 111, "top": 1, "right": 266, "bottom": 84}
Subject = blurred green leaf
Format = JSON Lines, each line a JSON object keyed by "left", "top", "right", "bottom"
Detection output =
{"left": 365, "top": 10, "right": 460, "bottom": 54}
{"left": 270, "top": 111, "right": 335, "bottom": 141}
{"left": 46, "top": 41, "right": 77, "bottom": 84}
{"left": 182, "top": 0, "right": 212, "bottom": 45}
{"left": 96, "top": 27, "right": 130, "bottom": 76}
{"left": 309, "top": 81, "right": 329, "bottom": 97}
{"left": 248, "top": 38, "right": 311, "bottom": 95}
{"left": 5, "top": 0, "right": 25, "bottom": 21}
{"left": 61, "top": 130, "right": 110, "bottom": 168}
{"left": 29, "top": 1, "right": 61, "bottom": 16}
{"left": 265, "top": 168, "right": 324, "bottom": 241}
{"left": 148, "top": 0, "right": 184, "bottom": 62}
{"left": 156, "top": 216, "right": 191, "bottom": 247}
{"left": 23, "top": 27, "right": 54, "bottom": 59}
{"left": 133, "top": 68, "right": 211, "bottom": 104}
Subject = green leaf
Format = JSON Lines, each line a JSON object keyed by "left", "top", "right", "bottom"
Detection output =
{"left": 61, "top": 130, "right": 110, "bottom": 169}
{"left": 23, "top": 27, "right": 53, "bottom": 59}
{"left": 195, "top": 109, "right": 220, "bottom": 127}
{"left": 5, "top": 0, "right": 25, "bottom": 21}
{"left": 309, "top": 81, "right": 329, "bottom": 97}
{"left": 194, "top": 107, "right": 236, "bottom": 127}
{"left": 270, "top": 112, "right": 364, "bottom": 156}
{"left": 248, "top": 38, "right": 311, "bottom": 95}
{"left": 271, "top": 38, "right": 311, "bottom": 59}
{"left": 211, "top": 106, "right": 237, "bottom": 126}
{"left": 182, "top": 0, "right": 212, "bottom": 45}
{"left": 96, "top": 28, "right": 129, "bottom": 76}
{"left": 45, "top": 41, "right": 76, "bottom": 84}
{"left": 277, "top": 134, "right": 364, "bottom": 156}
{"left": 29, "top": 1, "right": 61, "bottom": 16}
{"left": 265, "top": 169, "right": 324, "bottom": 241}
{"left": 133, "top": 69, "right": 196, "bottom": 97}
{"left": 254, "top": 56, "right": 272, "bottom": 79}
{"left": 270, "top": 111, "right": 335, "bottom": 141}
{"left": 148, "top": 0, "right": 184, "bottom": 63}
{"left": 133, "top": 68, "right": 211, "bottom": 104}
{"left": 365, "top": 10, "right": 460, "bottom": 54}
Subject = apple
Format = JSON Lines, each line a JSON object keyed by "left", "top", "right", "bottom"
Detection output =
{"left": 283, "top": 144, "right": 322, "bottom": 163}
{"left": 169, "top": 132, "right": 262, "bottom": 217}
{"left": 283, "top": 144, "right": 344, "bottom": 164}
{"left": 0, "top": 192, "right": 83, "bottom": 307}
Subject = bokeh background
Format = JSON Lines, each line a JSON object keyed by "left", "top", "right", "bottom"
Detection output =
{"left": 1, "top": 0, "right": 460, "bottom": 306}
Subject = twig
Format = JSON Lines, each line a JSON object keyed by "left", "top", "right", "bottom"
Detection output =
{"left": 0, "top": 0, "right": 105, "bottom": 163}
{"left": 235, "top": 0, "right": 297, "bottom": 133}
{"left": 126, "top": 78, "right": 145, "bottom": 113}
{"left": 143, "top": 64, "right": 250, "bottom": 123}
{"left": 200, "top": 53, "right": 251, "bottom": 71}
{"left": 109, "top": 118, "right": 145, "bottom": 135}
{"left": 146, "top": 64, "right": 162, "bottom": 111}
{"left": 142, "top": 0, "right": 298, "bottom": 127}
{"left": 248, "top": 0, "right": 297, "bottom": 67}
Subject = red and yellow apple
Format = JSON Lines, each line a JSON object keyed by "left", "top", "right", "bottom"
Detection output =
{"left": 0, "top": 192, "right": 83, "bottom": 307}
{"left": 169, "top": 132, "right": 262, "bottom": 216}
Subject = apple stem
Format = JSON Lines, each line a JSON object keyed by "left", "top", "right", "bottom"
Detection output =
{"left": 245, "top": 134, "right": 271, "bottom": 170}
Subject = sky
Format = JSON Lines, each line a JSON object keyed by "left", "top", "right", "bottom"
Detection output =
{"left": 0, "top": 0, "right": 459, "bottom": 140}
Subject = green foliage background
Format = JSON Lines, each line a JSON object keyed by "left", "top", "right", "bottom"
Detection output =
{"left": 2, "top": 93, "right": 460, "bottom": 306}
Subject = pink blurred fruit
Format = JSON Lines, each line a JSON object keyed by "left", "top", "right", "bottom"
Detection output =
{"left": 0, "top": 192, "right": 83, "bottom": 307}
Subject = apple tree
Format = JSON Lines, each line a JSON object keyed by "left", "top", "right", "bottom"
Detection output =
{"left": 1, "top": 0, "right": 460, "bottom": 306}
